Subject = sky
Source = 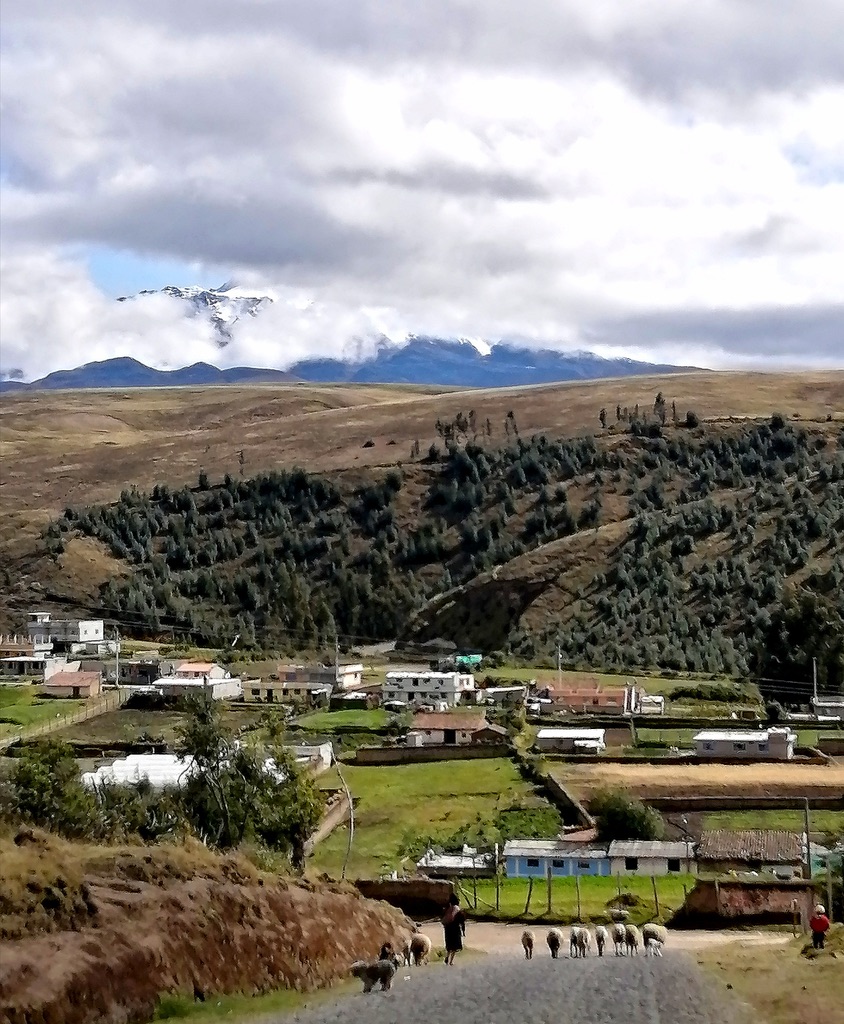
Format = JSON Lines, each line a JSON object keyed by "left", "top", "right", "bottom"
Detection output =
{"left": 1, "top": 0, "right": 843, "bottom": 381}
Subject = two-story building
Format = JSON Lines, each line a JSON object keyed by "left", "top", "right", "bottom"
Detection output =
{"left": 27, "top": 612, "right": 112, "bottom": 654}
{"left": 693, "top": 727, "right": 796, "bottom": 760}
{"left": 382, "top": 670, "right": 478, "bottom": 707}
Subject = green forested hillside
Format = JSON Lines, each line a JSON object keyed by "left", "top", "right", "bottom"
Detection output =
{"left": 47, "top": 411, "right": 844, "bottom": 693}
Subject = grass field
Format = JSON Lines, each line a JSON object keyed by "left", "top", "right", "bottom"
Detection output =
{"left": 50, "top": 705, "right": 281, "bottom": 746}
{"left": 0, "top": 685, "right": 86, "bottom": 738}
{"left": 697, "top": 926, "right": 844, "bottom": 1024}
{"left": 309, "top": 758, "right": 547, "bottom": 878}
{"left": 294, "top": 709, "right": 391, "bottom": 731}
{"left": 462, "top": 874, "right": 693, "bottom": 925}
{"left": 701, "top": 809, "right": 844, "bottom": 835}
{"left": 553, "top": 760, "right": 844, "bottom": 800}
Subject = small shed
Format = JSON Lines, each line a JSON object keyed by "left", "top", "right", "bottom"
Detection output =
{"left": 697, "top": 830, "right": 803, "bottom": 877}
{"left": 38, "top": 670, "right": 102, "bottom": 699}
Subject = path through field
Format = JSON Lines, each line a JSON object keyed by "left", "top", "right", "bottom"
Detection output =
{"left": 278, "top": 953, "right": 751, "bottom": 1024}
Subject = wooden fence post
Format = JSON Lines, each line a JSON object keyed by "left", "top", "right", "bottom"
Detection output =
{"left": 651, "top": 876, "right": 660, "bottom": 918}
{"left": 524, "top": 877, "right": 534, "bottom": 917}
{"left": 575, "top": 873, "right": 582, "bottom": 921}
{"left": 495, "top": 866, "right": 500, "bottom": 912}
{"left": 546, "top": 862, "right": 553, "bottom": 915}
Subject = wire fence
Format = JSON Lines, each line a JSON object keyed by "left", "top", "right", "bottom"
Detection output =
{"left": 0, "top": 688, "right": 130, "bottom": 750}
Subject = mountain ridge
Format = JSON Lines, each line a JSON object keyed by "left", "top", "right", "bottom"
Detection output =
{"left": 1, "top": 341, "right": 701, "bottom": 392}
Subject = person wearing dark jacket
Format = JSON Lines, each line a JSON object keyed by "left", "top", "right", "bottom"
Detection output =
{"left": 809, "top": 904, "right": 831, "bottom": 949}
{"left": 441, "top": 893, "right": 466, "bottom": 966}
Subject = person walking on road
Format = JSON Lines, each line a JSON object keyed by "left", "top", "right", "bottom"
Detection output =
{"left": 442, "top": 893, "right": 466, "bottom": 966}
{"left": 809, "top": 904, "right": 830, "bottom": 950}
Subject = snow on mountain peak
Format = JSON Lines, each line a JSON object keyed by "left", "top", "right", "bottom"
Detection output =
{"left": 117, "top": 283, "right": 274, "bottom": 344}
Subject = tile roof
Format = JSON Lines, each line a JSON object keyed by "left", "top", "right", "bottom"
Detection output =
{"left": 411, "top": 711, "right": 487, "bottom": 731}
{"left": 175, "top": 662, "right": 217, "bottom": 672}
{"left": 42, "top": 671, "right": 101, "bottom": 688}
{"left": 697, "top": 830, "right": 803, "bottom": 864}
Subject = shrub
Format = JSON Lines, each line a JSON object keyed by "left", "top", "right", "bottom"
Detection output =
{"left": 590, "top": 788, "right": 664, "bottom": 841}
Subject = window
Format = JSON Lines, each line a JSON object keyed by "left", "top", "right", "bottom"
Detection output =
{"left": 251, "top": 688, "right": 261, "bottom": 697}
{"left": 526, "top": 858, "right": 540, "bottom": 867}
{"left": 733, "top": 742, "right": 746, "bottom": 751}
{"left": 758, "top": 743, "right": 768, "bottom": 752}
{"left": 577, "top": 860, "right": 591, "bottom": 870}
{"left": 625, "top": 857, "right": 638, "bottom": 871}
{"left": 667, "top": 858, "right": 681, "bottom": 872}
{"left": 552, "top": 859, "right": 565, "bottom": 868}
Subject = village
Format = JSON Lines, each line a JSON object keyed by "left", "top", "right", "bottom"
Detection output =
{"left": 2, "top": 608, "right": 843, "bottom": 937}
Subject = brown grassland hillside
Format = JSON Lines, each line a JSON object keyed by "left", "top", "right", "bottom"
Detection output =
{"left": 1, "top": 370, "right": 842, "bottom": 682}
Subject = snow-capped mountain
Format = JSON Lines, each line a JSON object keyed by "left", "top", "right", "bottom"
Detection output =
{"left": 117, "top": 281, "right": 273, "bottom": 342}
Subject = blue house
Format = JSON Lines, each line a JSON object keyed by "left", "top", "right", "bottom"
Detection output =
{"left": 503, "top": 839, "right": 611, "bottom": 878}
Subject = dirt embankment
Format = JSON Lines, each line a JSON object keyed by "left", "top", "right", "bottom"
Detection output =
{"left": 0, "top": 831, "right": 413, "bottom": 1024}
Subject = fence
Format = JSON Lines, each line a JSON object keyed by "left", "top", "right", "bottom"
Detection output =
{"left": 352, "top": 742, "right": 510, "bottom": 765}
{"left": 0, "top": 688, "right": 130, "bottom": 751}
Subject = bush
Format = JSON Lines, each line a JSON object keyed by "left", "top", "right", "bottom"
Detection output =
{"left": 590, "top": 789, "right": 664, "bottom": 842}
{"left": 684, "top": 411, "right": 700, "bottom": 429}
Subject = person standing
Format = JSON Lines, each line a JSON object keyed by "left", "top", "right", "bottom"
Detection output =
{"left": 441, "top": 892, "right": 466, "bottom": 966}
{"left": 809, "top": 904, "right": 830, "bottom": 950}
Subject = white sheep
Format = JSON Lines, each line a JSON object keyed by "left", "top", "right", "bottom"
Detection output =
{"left": 522, "top": 930, "right": 536, "bottom": 959}
{"left": 641, "top": 923, "right": 667, "bottom": 948}
{"left": 569, "top": 925, "right": 591, "bottom": 958}
{"left": 645, "top": 937, "right": 664, "bottom": 957}
{"left": 611, "top": 922, "right": 627, "bottom": 956}
{"left": 594, "top": 925, "right": 609, "bottom": 957}
{"left": 408, "top": 933, "right": 432, "bottom": 966}
{"left": 546, "top": 927, "right": 563, "bottom": 959}
{"left": 624, "top": 923, "right": 641, "bottom": 956}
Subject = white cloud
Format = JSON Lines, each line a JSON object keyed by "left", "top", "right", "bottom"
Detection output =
{"left": 1, "top": 0, "right": 844, "bottom": 380}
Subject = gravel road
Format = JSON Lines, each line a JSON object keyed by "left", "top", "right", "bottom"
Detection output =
{"left": 281, "top": 954, "right": 747, "bottom": 1024}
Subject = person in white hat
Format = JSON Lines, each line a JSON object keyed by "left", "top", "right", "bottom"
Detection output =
{"left": 809, "top": 904, "right": 830, "bottom": 950}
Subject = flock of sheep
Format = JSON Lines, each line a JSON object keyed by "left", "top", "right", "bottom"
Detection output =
{"left": 351, "top": 924, "right": 669, "bottom": 993}
{"left": 522, "top": 923, "right": 667, "bottom": 960}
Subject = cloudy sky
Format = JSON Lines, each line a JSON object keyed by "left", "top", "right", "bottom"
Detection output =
{"left": 2, "top": 0, "right": 843, "bottom": 381}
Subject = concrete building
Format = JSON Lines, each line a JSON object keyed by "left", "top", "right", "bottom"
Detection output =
{"left": 153, "top": 676, "right": 242, "bottom": 700}
{"left": 607, "top": 840, "right": 696, "bottom": 876}
{"left": 537, "top": 683, "right": 635, "bottom": 715}
{"left": 636, "top": 694, "right": 666, "bottom": 715}
{"left": 481, "top": 685, "right": 527, "bottom": 706}
{"left": 696, "top": 830, "right": 803, "bottom": 878}
{"left": 406, "top": 710, "right": 489, "bottom": 746}
{"left": 173, "top": 661, "right": 228, "bottom": 680}
{"left": 38, "top": 670, "right": 102, "bottom": 699}
{"left": 503, "top": 839, "right": 611, "bottom": 878}
{"left": 383, "top": 670, "right": 477, "bottom": 707}
{"left": 243, "top": 677, "right": 331, "bottom": 706}
{"left": 286, "top": 742, "right": 333, "bottom": 774}
{"left": 693, "top": 727, "right": 796, "bottom": 760}
{"left": 535, "top": 728, "right": 606, "bottom": 753}
{"left": 812, "top": 696, "right": 844, "bottom": 719}
{"left": 27, "top": 612, "right": 110, "bottom": 653}
{"left": 276, "top": 663, "right": 363, "bottom": 694}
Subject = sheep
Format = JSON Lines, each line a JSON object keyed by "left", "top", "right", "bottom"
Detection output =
{"left": 546, "top": 927, "right": 563, "bottom": 959}
{"left": 401, "top": 937, "right": 413, "bottom": 966}
{"left": 594, "top": 925, "right": 609, "bottom": 957}
{"left": 645, "top": 937, "right": 664, "bottom": 957}
{"left": 522, "top": 930, "right": 536, "bottom": 959}
{"left": 611, "top": 923, "right": 627, "bottom": 956}
{"left": 641, "top": 923, "right": 668, "bottom": 948}
{"left": 624, "top": 923, "right": 641, "bottom": 956}
{"left": 351, "top": 958, "right": 398, "bottom": 992}
{"left": 569, "top": 925, "right": 591, "bottom": 958}
{"left": 408, "top": 933, "right": 432, "bottom": 966}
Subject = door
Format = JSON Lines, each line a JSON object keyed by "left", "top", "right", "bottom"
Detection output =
{"left": 444, "top": 729, "right": 456, "bottom": 744}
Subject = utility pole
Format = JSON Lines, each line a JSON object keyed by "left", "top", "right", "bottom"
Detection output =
{"left": 332, "top": 743, "right": 354, "bottom": 880}
{"left": 556, "top": 637, "right": 562, "bottom": 687}
{"left": 812, "top": 658, "right": 818, "bottom": 706}
{"left": 114, "top": 625, "right": 120, "bottom": 689}
{"left": 334, "top": 634, "right": 340, "bottom": 685}
{"left": 803, "top": 798, "right": 812, "bottom": 881}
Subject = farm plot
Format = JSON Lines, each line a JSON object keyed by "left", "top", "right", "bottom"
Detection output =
{"left": 553, "top": 760, "right": 844, "bottom": 801}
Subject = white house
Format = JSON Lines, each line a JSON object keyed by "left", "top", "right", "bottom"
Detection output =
{"left": 173, "top": 661, "right": 228, "bottom": 680}
{"left": 481, "top": 685, "right": 527, "bottom": 706}
{"left": 276, "top": 663, "right": 363, "bottom": 694}
{"left": 27, "top": 612, "right": 107, "bottom": 652}
{"left": 607, "top": 840, "right": 696, "bottom": 876}
{"left": 693, "top": 727, "right": 796, "bottom": 761}
{"left": 153, "top": 676, "right": 243, "bottom": 700}
{"left": 636, "top": 694, "right": 666, "bottom": 715}
{"left": 535, "top": 728, "right": 606, "bottom": 754}
{"left": 383, "top": 670, "right": 477, "bottom": 707}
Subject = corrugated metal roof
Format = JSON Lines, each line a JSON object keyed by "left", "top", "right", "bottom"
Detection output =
{"left": 697, "top": 830, "right": 803, "bottom": 863}
{"left": 694, "top": 729, "right": 795, "bottom": 741}
{"left": 503, "top": 839, "right": 609, "bottom": 859}
{"left": 537, "top": 728, "right": 606, "bottom": 739}
{"left": 608, "top": 840, "right": 695, "bottom": 859}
